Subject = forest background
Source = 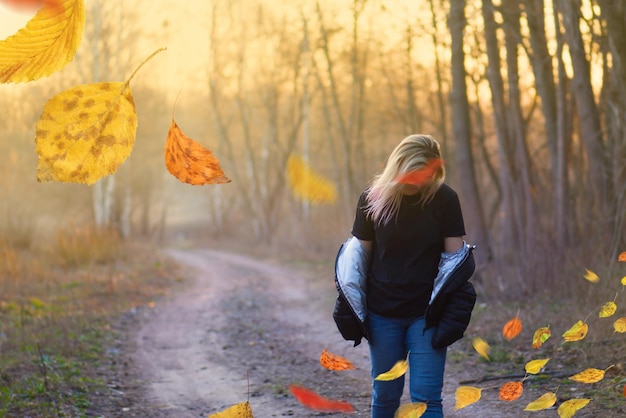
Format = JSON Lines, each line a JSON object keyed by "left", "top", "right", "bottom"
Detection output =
{"left": 1, "top": 0, "right": 626, "bottom": 415}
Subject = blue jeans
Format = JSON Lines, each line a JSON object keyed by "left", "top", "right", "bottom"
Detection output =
{"left": 367, "top": 311, "right": 446, "bottom": 418}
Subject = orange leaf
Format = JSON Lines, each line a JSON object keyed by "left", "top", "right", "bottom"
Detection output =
{"left": 164, "top": 119, "right": 231, "bottom": 185}
{"left": 618, "top": 251, "right": 626, "bottom": 262}
{"left": 499, "top": 381, "right": 523, "bottom": 401}
{"left": 0, "top": 0, "right": 64, "bottom": 13}
{"left": 319, "top": 348, "right": 355, "bottom": 371}
{"left": 396, "top": 158, "right": 443, "bottom": 186}
{"left": 289, "top": 385, "right": 354, "bottom": 413}
{"left": 532, "top": 326, "right": 551, "bottom": 349}
{"left": 502, "top": 315, "right": 523, "bottom": 341}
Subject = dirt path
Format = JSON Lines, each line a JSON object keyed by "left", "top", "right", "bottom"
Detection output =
{"left": 130, "top": 247, "right": 541, "bottom": 417}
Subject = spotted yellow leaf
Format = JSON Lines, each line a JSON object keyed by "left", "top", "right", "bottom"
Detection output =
{"left": 472, "top": 337, "right": 490, "bottom": 361}
{"left": 524, "top": 392, "right": 557, "bottom": 411}
{"left": 613, "top": 317, "right": 626, "bottom": 333}
{"left": 562, "top": 320, "right": 588, "bottom": 342}
{"left": 525, "top": 358, "right": 550, "bottom": 375}
{"left": 454, "top": 386, "right": 482, "bottom": 410}
{"left": 394, "top": 402, "right": 426, "bottom": 417}
{"left": 583, "top": 269, "right": 599, "bottom": 283}
{"left": 375, "top": 359, "right": 408, "bottom": 381}
{"left": 286, "top": 154, "right": 337, "bottom": 204}
{"left": 35, "top": 48, "right": 164, "bottom": 185}
{"left": 557, "top": 398, "right": 590, "bottom": 418}
{"left": 532, "top": 326, "right": 551, "bottom": 349}
{"left": 209, "top": 401, "right": 254, "bottom": 417}
{"left": 0, "top": 0, "right": 85, "bottom": 83}
{"left": 569, "top": 367, "right": 607, "bottom": 383}
{"left": 598, "top": 301, "right": 617, "bottom": 318}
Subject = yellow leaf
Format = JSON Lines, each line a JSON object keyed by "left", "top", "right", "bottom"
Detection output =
{"left": 557, "top": 398, "right": 590, "bottom": 418}
{"left": 621, "top": 276, "right": 626, "bottom": 286}
{"left": 569, "top": 368, "right": 606, "bottom": 383}
{"left": 502, "top": 315, "right": 523, "bottom": 341}
{"left": 598, "top": 301, "right": 617, "bottom": 318}
{"left": 165, "top": 119, "right": 231, "bottom": 185}
{"left": 319, "top": 348, "right": 355, "bottom": 371}
{"left": 562, "top": 320, "right": 588, "bottom": 342}
{"left": 394, "top": 402, "right": 427, "bottom": 418}
{"left": 286, "top": 154, "right": 337, "bottom": 204}
{"left": 525, "top": 358, "right": 550, "bottom": 375}
{"left": 472, "top": 337, "right": 490, "bottom": 361}
{"left": 613, "top": 317, "right": 626, "bottom": 333}
{"left": 375, "top": 359, "right": 408, "bottom": 381}
{"left": 532, "top": 326, "right": 551, "bottom": 349}
{"left": 209, "top": 401, "right": 254, "bottom": 417}
{"left": 583, "top": 269, "right": 600, "bottom": 283}
{"left": 524, "top": 392, "right": 557, "bottom": 411}
{"left": 454, "top": 386, "right": 482, "bottom": 410}
{"left": 0, "top": 0, "right": 85, "bottom": 83}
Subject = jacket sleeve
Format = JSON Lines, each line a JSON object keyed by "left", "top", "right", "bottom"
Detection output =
{"left": 431, "top": 281, "right": 476, "bottom": 349}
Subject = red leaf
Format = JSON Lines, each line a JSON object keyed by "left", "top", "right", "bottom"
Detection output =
{"left": 396, "top": 158, "right": 444, "bottom": 186}
{"left": 289, "top": 384, "right": 354, "bottom": 413}
{"left": 0, "top": 0, "right": 64, "bottom": 13}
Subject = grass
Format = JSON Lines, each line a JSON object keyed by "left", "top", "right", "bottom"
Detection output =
{"left": 0, "top": 226, "right": 183, "bottom": 417}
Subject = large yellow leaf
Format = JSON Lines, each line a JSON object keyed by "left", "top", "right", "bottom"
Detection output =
{"left": 613, "top": 317, "right": 626, "bottom": 333}
{"left": 375, "top": 359, "right": 408, "bottom": 381}
{"left": 524, "top": 392, "right": 557, "bottom": 411}
{"left": 165, "top": 118, "right": 231, "bottom": 185}
{"left": 583, "top": 268, "right": 599, "bottom": 283}
{"left": 35, "top": 48, "right": 164, "bottom": 185}
{"left": 0, "top": 0, "right": 85, "bottom": 83}
{"left": 472, "top": 337, "right": 490, "bottom": 361}
{"left": 525, "top": 358, "right": 550, "bottom": 375}
{"left": 569, "top": 367, "right": 607, "bottom": 383}
{"left": 532, "top": 326, "right": 551, "bottom": 349}
{"left": 286, "top": 154, "right": 337, "bottom": 204}
{"left": 557, "top": 398, "right": 590, "bottom": 418}
{"left": 562, "top": 320, "right": 588, "bottom": 342}
{"left": 454, "top": 386, "right": 482, "bottom": 410}
{"left": 209, "top": 401, "right": 254, "bottom": 417}
{"left": 598, "top": 301, "right": 617, "bottom": 318}
{"left": 394, "top": 402, "right": 427, "bottom": 418}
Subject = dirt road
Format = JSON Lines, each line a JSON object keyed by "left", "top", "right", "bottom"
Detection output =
{"left": 129, "top": 247, "right": 536, "bottom": 417}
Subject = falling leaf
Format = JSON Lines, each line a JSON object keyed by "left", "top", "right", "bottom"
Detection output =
{"left": 396, "top": 158, "right": 443, "bottom": 186}
{"left": 35, "top": 48, "right": 164, "bottom": 185}
{"left": 319, "top": 348, "right": 355, "bottom": 371}
{"left": 375, "top": 359, "right": 409, "bottom": 381}
{"left": 524, "top": 392, "right": 557, "bottom": 411}
{"left": 394, "top": 402, "right": 427, "bottom": 418}
{"left": 499, "top": 381, "right": 523, "bottom": 401}
{"left": 583, "top": 269, "right": 600, "bottom": 283}
{"left": 286, "top": 154, "right": 337, "bottom": 204}
{"left": 472, "top": 337, "right": 490, "bottom": 361}
{"left": 525, "top": 358, "right": 550, "bottom": 375}
{"left": 532, "top": 326, "right": 551, "bottom": 349}
{"left": 621, "top": 276, "right": 626, "bottom": 286}
{"left": 0, "top": 0, "right": 64, "bottom": 12}
{"left": 0, "top": 0, "right": 85, "bottom": 83}
{"left": 165, "top": 119, "right": 231, "bottom": 185}
{"left": 562, "top": 320, "right": 588, "bottom": 342}
{"left": 613, "top": 317, "right": 626, "bottom": 333}
{"left": 454, "top": 386, "right": 482, "bottom": 410}
{"left": 209, "top": 401, "right": 254, "bottom": 417}
{"left": 618, "top": 251, "right": 626, "bottom": 262}
{"left": 598, "top": 301, "right": 617, "bottom": 318}
{"left": 557, "top": 398, "right": 590, "bottom": 418}
{"left": 288, "top": 384, "right": 354, "bottom": 413}
{"left": 569, "top": 368, "right": 606, "bottom": 383}
{"left": 502, "top": 315, "right": 523, "bottom": 341}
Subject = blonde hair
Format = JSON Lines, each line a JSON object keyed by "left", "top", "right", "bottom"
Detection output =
{"left": 364, "top": 134, "right": 445, "bottom": 225}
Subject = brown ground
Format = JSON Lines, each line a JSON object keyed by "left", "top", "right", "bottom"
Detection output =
{"left": 91, "top": 243, "right": 625, "bottom": 417}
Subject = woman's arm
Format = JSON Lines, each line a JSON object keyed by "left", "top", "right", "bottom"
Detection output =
{"left": 444, "top": 236, "right": 464, "bottom": 253}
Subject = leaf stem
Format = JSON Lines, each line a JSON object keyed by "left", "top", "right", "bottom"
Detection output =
{"left": 126, "top": 47, "right": 167, "bottom": 84}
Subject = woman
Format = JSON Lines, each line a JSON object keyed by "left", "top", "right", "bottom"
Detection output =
{"left": 350, "top": 134, "right": 472, "bottom": 417}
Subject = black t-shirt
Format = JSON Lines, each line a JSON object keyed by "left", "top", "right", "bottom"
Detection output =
{"left": 351, "top": 184, "right": 466, "bottom": 318}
